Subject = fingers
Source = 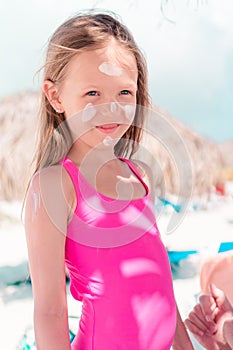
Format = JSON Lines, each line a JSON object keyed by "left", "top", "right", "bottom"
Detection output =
{"left": 199, "top": 294, "right": 218, "bottom": 322}
{"left": 185, "top": 303, "right": 217, "bottom": 336}
{"left": 210, "top": 283, "right": 225, "bottom": 306}
{"left": 185, "top": 318, "right": 205, "bottom": 337}
{"left": 210, "top": 283, "right": 233, "bottom": 313}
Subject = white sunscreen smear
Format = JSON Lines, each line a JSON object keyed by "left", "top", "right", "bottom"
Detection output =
{"left": 32, "top": 190, "right": 40, "bottom": 221}
{"left": 124, "top": 104, "right": 135, "bottom": 120}
{"left": 82, "top": 103, "right": 96, "bottom": 122}
{"left": 102, "top": 136, "right": 113, "bottom": 146}
{"left": 110, "top": 102, "right": 117, "bottom": 113}
{"left": 99, "top": 62, "right": 123, "bottom": 76}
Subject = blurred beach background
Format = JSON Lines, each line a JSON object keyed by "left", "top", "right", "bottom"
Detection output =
{"left": 0, "top": 1, "right": 233, "bottom": 349}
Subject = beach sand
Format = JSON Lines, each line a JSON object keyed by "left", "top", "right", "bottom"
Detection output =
{"left": 0, "top": 194, "right": 232, "bottom": 349}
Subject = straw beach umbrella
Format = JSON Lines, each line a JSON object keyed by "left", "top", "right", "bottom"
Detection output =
{"left": 136, "top": 106, "right": 224, "bottom": 200}
{"left": 0, "top": 91, "right": 39, "bottom": 201}
{"left": 0, "top": 91, "right": 224, "bottom": 201}
{"left": 218, "top": 140, "right": 233, "bottom": 181}
{"left": 218, "top": 140, "right": 233, "bottom": 168}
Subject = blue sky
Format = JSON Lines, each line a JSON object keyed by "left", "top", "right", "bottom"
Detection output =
{"left": 0, "top": 0, "right": 232, "bottom": 141}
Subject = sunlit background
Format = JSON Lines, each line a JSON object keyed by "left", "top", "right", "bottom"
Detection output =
{"left": 0, "top": 2, "right": 233, "bottom": 349}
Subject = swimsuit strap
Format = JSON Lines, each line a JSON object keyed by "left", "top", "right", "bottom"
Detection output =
{"left": 59, "top": 156, "right": 78, "bottom": 185}
{"left": 118, "top": 157, "right": 149, "bottom": 195}
{"left": 59, "top": 157, "right": 81, "bottom": 204}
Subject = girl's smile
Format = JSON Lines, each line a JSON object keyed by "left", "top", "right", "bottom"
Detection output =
{"left": 96, "top": 123, "right": 120, "bottom": 134}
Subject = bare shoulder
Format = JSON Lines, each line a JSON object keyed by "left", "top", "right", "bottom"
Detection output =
{"left": 27, "top": 164, "right": 76, "bottom": 225}
{"left": 30, "top": 164, "right": 71, "bottom": 192}
{"left": 130, "top": 159, "right": 155, "bottom": 200}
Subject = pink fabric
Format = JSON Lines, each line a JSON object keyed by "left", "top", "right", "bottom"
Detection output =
{"left": 60, "top": 156, "right": 176, "bottom": 350}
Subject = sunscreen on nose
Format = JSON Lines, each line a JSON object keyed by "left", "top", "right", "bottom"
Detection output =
{"left": 99, "top": 62, "right": 123, "bottom": 76}
{"left": 110, "top": 102, "right": 117, "bottom": 113}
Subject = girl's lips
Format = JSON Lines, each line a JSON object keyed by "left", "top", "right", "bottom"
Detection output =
{"left": 96, "top": 123, "right": 119, "bottom": 134}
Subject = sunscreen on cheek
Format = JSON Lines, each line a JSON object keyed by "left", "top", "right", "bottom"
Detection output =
{"left": 82, "top": 103, "right": 96, "bottom": 122}
{"left": 124, "top": 105, "right": 135, "bottom": 121}
{"left": 99, "top": 62, "right": 123, "bottom": 76}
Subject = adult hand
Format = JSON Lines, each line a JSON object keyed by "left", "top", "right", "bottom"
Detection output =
{"left": 185, "top": 284, "right": 233, "bottom": 350}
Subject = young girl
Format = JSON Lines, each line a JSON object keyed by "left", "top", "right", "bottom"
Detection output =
{"left": 24, "top": 12, "right": 177, "bottom": 350}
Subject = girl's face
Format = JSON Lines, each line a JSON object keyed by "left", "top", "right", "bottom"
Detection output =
{"left": 44, "top": 39, "right": 138, "bottom": 150}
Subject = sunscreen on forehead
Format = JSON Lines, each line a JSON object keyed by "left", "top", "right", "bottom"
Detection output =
{"left": 99, "top": 62, "right": 123, "bottom": 76}
{"left": 82, "top": 103, "right": 96, "bottom": 122}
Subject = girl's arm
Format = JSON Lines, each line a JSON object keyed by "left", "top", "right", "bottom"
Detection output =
{"left": 173, "top": 304, "right": 194, "bottom": 350}
{"left": 24, "top": 166, "right": 75, "bottom": 350}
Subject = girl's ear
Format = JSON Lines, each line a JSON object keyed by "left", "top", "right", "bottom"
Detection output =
{"left": 43, "top": 80, "right": 65, "bottom": 113}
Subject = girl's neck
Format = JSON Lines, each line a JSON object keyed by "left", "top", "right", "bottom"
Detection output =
{"left": 67, "top": 139, "right": 117, "bottom": 169}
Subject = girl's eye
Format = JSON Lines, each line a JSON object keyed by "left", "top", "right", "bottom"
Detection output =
{"left": 87, "top": 91, "right": 98, "bottom": 96}
{"left": 120, "top": 90, "right": 131, "bottom": 95}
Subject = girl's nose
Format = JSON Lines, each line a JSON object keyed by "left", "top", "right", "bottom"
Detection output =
{"left": 100, "top": 94, "right": 119, "bottom": 105}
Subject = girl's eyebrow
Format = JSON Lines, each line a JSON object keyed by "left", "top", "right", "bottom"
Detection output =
{"left": 80, "top": 85, "right": 99, "bottom": 91}
{"left": 123, "top": 83, "right": 137, "bottom": 89}
{"left": 81, "top": 82, "right": 137, "bottom": 91}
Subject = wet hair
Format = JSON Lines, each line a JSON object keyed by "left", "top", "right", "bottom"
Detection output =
{"left": 32, "top": 11, "right": 151, "bottom": 174}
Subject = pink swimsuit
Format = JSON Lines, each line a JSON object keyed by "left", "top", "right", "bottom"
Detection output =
{"left": 60, "top": 156, "right": 176, "bottom": 350}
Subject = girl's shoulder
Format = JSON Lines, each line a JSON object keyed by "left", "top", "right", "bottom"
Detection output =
{"left": 30, "top": 164, "right": 72, "bottom": 192}
{"left": 29, "top": 164, "right": 76, "bottom": 215}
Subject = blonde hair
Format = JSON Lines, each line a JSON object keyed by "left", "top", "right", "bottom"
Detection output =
{"left": 32, "top": 11, "right": 151, "bottom": 177}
